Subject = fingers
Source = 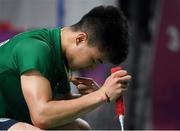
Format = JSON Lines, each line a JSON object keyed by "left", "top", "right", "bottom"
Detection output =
{"left": 111, "top": 70, "right": 131, "bottom": 84}
{"left": 117, "top": 75, "right": 131, "bottom": 89}
{"left": 120, "top": 83, "right": 128, "bottom": 90}
{"left": 77, "top": 84, "right": 89, "bottom": 90}
{"left": 106, "top": 74, "right": 131, "bottom": 94}
{"left": 70, "top": 77, "right": 93, "bottom": 86}
{"left": 77, "top": 84, "right": 95, "bottom": 95}
{"left": 99, "top": 69, "right": 131, "bottom": 102}
{"left": 119, "top": 75, "right": 132, "bottom": 83}
{"left": 70, "top": 77, "right": 83, "bottom": 86}
{"left": 112, "top": 70, "right": 128, "bottom": 78}
{"left": 73, "top": 77, "right": 92, "bottom": 81}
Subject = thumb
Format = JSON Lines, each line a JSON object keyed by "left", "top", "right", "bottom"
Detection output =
{"left": 70, "top": 77, "right": 82, "bottom": 86}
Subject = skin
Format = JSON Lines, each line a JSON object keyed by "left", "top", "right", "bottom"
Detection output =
{"left": 61, "top": 27, "right": 106, "bottom": 70}
{"left": 8, "top": 27, "right": 131, "bottom": 130}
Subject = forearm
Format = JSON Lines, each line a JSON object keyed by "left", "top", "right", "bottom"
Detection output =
{"left": 21, "top": 70, "right": 131, "bottom": 129}
{"left": 53, "top": 92, "right": 81, "bottom": 100}
{"left": 36, "top": 90, "right": 106, "bottom": 129}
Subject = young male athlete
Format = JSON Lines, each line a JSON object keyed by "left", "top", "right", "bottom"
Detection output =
{"left": 0, "top": 5, "right": 131, "bottom": 130}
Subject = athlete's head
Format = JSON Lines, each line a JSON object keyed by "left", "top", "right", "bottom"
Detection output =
{"left": 63, "top": 5, "right": 129, "bottom": 70}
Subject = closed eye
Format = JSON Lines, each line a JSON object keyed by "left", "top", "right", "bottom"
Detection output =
{"left": 98, "top": 59, "right": 103, "bottom": 64}
{"left": 92, "top": 59, "right": 96, "bottom": 64}
{"left": 92, "top": 59, "right": 103, "bottom": 64}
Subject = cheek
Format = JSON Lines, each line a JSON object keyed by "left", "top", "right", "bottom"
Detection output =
{"left": 75, "top": 48, "right": 90, "bottom": 64}
{"left": 67, "top": 50, "right": 91, "bottom": 68}
{"left": 75, "top": 55, "right": 91, "bottom": 66}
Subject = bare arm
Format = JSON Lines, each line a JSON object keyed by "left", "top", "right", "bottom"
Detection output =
{"left": 21, "top": 70, "right": 106, "bottom": 129}
{"left": 21, "top": 69, "right": 131, "bottom": 129}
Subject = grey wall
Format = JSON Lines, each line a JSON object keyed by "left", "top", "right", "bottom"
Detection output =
{"left": 0, "top": 0, "right": 57, "bottom": 29}
{"left": 64, "top": 0, "right": 118, "bottom": 26}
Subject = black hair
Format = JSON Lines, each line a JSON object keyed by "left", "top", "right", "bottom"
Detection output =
{"left": 71, "top": 5, "right": 129, "bottom": 65}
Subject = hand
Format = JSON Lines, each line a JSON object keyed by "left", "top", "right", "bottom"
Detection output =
{"left": 70, "top": 77, "right": 100, "bottom": 95}
{"left": 99, "top": 70, "right": 131, "bottom": 102}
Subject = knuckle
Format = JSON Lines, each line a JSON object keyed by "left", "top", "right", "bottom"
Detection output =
{"left": 111, "top": 73, "right": 116, "bottom": 78}
{"left": 114, "top": 77, "right": 119, "bottom": 83}
{"left": 123, "top": 70, "right": 128, "bottom": 74}
{"left": 117, "top": 83, "right": 122, "bottom": 88}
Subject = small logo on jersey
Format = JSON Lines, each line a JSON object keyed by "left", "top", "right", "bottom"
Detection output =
{"left": 0, "top": 39, "right": 9, "bottom": 47}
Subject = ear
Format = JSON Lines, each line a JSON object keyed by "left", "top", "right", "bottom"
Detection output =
{"left": 76, "top": 32, "right": 88, "bottom": 46}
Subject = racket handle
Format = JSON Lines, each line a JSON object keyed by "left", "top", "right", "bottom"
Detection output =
{"left": 111, "top": 67, "right": 125, "bottom": 130}
{"left": 111, "top": 67, "right": 125, "bottom": 116}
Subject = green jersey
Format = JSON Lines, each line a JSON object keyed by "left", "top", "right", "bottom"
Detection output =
{"left": 0, "top": 28, "right": 70, "bottom": 123}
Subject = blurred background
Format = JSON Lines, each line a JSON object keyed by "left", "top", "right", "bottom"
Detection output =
{"left": 0, "top": 0, "right": 180, "bottom": 130}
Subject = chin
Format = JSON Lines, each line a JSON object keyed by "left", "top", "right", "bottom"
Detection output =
{"left": 69, "top": 64, "right": 79, "bottom": 70}
{"left": 69, "top": 65, "right": 85, "bottom": 71}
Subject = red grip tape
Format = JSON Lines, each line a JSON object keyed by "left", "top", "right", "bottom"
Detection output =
{"left": 111, "top": 67, "right": 124, "bottom": 116}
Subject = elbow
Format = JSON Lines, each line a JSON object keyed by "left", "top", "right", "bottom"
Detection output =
{"left": 30, "top": 106, "right": 52, "bottom": 129}
{"left": 29, "top": 102, "right": 66, "bottom": 129}
{"left": 31, "top": 115, "right": 51, "bottom": 129}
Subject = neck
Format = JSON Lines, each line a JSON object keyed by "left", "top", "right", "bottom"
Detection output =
{"left": 60, "top": 27, "right": 69, "bottom": 56}
{"left": 60, "top": 27, "right": 74, "bottom": 55}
